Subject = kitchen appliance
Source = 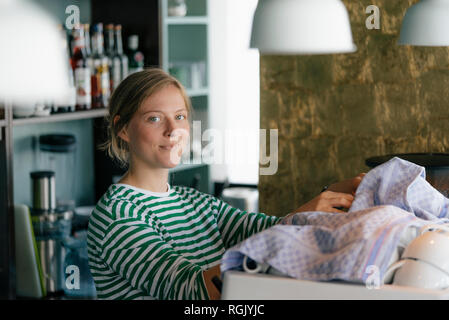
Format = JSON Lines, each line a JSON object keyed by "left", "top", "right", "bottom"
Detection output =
{"left": 37, "top": 133, "right": 77, "bottom": 211}
{"left": 221, "top": 187, "right": 259, "bottom": 212}
{"left": 30, "top": 170, "right": 73, "bottom": 296}
{"left": 366, "top": 153, "right": 449, "bottom": 197}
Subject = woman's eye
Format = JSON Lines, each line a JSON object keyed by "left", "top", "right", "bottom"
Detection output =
{"left": 148, "top": 116, "right": 160, "bottom": 122}
{"left": 176, "top": 114, "right": 187, "bottom": 120}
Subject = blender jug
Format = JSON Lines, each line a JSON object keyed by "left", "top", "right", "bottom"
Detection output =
{"left": 38, "top": 134, "right": 77, "bottom": 211}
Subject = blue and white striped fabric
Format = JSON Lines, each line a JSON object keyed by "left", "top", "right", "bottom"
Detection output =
{"left": 221, "top": 157, "right": 449, "bottom": 284}
{"left": 349, "top": 157, "right": 449, "bottom": 219}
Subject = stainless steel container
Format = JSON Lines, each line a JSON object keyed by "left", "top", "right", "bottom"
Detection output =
{"left": 30, "top": 171, "right": 56, "bottom": 212}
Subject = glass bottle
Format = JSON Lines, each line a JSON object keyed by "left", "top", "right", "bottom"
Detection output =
{"left": 70, "top": 25, "right": 91, "bottom": 111}
{"left": 83, "top": 24, "right": 92, "bottom": 57}
{"left": 127, "top": 35, "right": 144, "bottom": 75}
{"left": 114, "top": 25, "right": 128, "bottom": 85}
{"left": 104, "top": 24, "right": 117, "bottom": 93}
{"left": 90, "top": 23, "right": 110, "bottom": 108}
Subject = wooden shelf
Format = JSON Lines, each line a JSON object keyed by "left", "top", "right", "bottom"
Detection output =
{"left": 12, "top": 108, "right": 108, "bottom": 126}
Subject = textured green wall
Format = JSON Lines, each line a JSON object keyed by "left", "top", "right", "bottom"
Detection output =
{"left": 259, "top": 0, "right": 449, "bottom": 216}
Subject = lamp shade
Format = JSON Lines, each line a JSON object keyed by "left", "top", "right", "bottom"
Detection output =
{"left": 399, "top": 0, "right": 449, "bottom": 46}
{"left": 250, "top": 0, "right": 356, "bottom": 54}
{"left": 0, "top": 0, "right": 70, "bottom": 105}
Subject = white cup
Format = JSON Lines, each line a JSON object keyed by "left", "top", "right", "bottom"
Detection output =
{"left": 402, "top": 224, "right": 449, "bottom": 274}
{"left": 385, "top": 258, "right": 449, "bottom": 290}
{"left": 383, "top": 223, "right": 449, "bottom": 289}
{"left": 242, "top": 255, "right": 270, "bottom": 274}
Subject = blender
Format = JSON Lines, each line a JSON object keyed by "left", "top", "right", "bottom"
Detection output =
{"left": 30, "top": 171, "right": 73, "bottom": 296}
{"left": 37, "top": 134, "right": 77, "bottom": 211}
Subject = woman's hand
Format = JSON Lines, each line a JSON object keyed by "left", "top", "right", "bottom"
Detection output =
{"left": 294, "top": 191, "right": 355, "bottom": 214}
{"left": 327, "top": 173, "right": 366, "bottom": 196}
{"left": 285, "top": 173, "right": 366, "bottom": 218}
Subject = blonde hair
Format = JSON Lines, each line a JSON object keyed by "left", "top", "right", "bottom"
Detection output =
{"left": 100, "top": 68, "right": 193, "bottom": 167}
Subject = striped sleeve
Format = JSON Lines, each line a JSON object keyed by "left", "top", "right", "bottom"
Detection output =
{"left": 100, "top": 201, "right": 209, "bottom": 300}
{"left": 213, "top": 197, "right": 282, "bottom": 249}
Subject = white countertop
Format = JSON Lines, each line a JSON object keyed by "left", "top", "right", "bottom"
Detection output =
{"left": 221, "top": 271, "right": 449, "bottom": 300}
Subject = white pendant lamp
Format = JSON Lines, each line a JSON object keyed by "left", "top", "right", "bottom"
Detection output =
{"left": 250, "top": 0, "right": 357, "bottom": 55}
{"left": 0, "top": 0, "right": 70, "bottom": 105}
{"left": 399, "top": 0, "right": 449, "bottom": 46}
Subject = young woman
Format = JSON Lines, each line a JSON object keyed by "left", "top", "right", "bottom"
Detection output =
{"left": 87, "top": 68, "right": 363, "bottom": 300}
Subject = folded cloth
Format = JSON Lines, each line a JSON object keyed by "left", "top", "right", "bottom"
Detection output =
{"left": 221, "top": 157, "right": 449, "bottom": 285}
{"left": 350, "top": 157, "right": 449, "bottom": 219}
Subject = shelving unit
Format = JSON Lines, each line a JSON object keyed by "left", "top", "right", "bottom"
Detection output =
{"left": 159, "top": 0, "right": 211, "bottom": 194}
{"left": 12, "top": 108, "right": 108, "bottom": 126}
{"left": 165, "top": 16, "right": 209, "bottom": 25}
{"left": 1, "top": 0, "right": 214, "bottom": 298}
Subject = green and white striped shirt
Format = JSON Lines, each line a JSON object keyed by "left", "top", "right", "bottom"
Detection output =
{"left": 87, "top": 183, "right": 281, "bottom": 300}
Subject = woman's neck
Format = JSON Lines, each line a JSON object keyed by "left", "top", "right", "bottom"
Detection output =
{"left": 118, "top": 163, "right": 170, "bottom": 193}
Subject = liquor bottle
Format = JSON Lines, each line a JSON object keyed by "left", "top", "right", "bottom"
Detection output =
{"left": 71, "top": 25, "right": 91, "bottom": 110}
{"left": 105, "top": 24, "right": 119, "bottom": 93}
{"left": 114, "top": 25, "right": 128, "bottom": 85}
{"left": 90, "top": 23, "right": 111, "bottom": 108}
{"left": 127, "top": 35, "right": 144, "bottom": 75}
{"left": 84, "top": 24, "right": 92, "bottom": 57}
{"left": 83, "top": 24, "right": 94, "bottom": 100}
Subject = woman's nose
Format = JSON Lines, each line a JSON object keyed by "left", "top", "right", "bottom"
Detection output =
{"left": 164, "top": 118, "right": 176, "bottom": 134}
{"left": 165, "top": 119, "right": 187, "bottom": 140}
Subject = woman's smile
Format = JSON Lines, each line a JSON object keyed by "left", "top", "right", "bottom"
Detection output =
{"left": 159, "top": 143, "right": 179, "bottom": 151}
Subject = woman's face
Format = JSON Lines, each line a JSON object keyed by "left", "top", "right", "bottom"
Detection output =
{"left": 120, "top": 85, "right": 190, "bottom": 169}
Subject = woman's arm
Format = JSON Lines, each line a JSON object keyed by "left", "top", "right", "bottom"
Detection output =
{"left": 101, "top": 216, "right": 210, "bottom": 300}
{"left": 214, "top": 198, "right": 281, "bottom": 249}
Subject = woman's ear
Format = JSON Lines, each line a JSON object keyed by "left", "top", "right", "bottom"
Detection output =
{"left": 114, "top": 115, "right": 129, "bottom": 143}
